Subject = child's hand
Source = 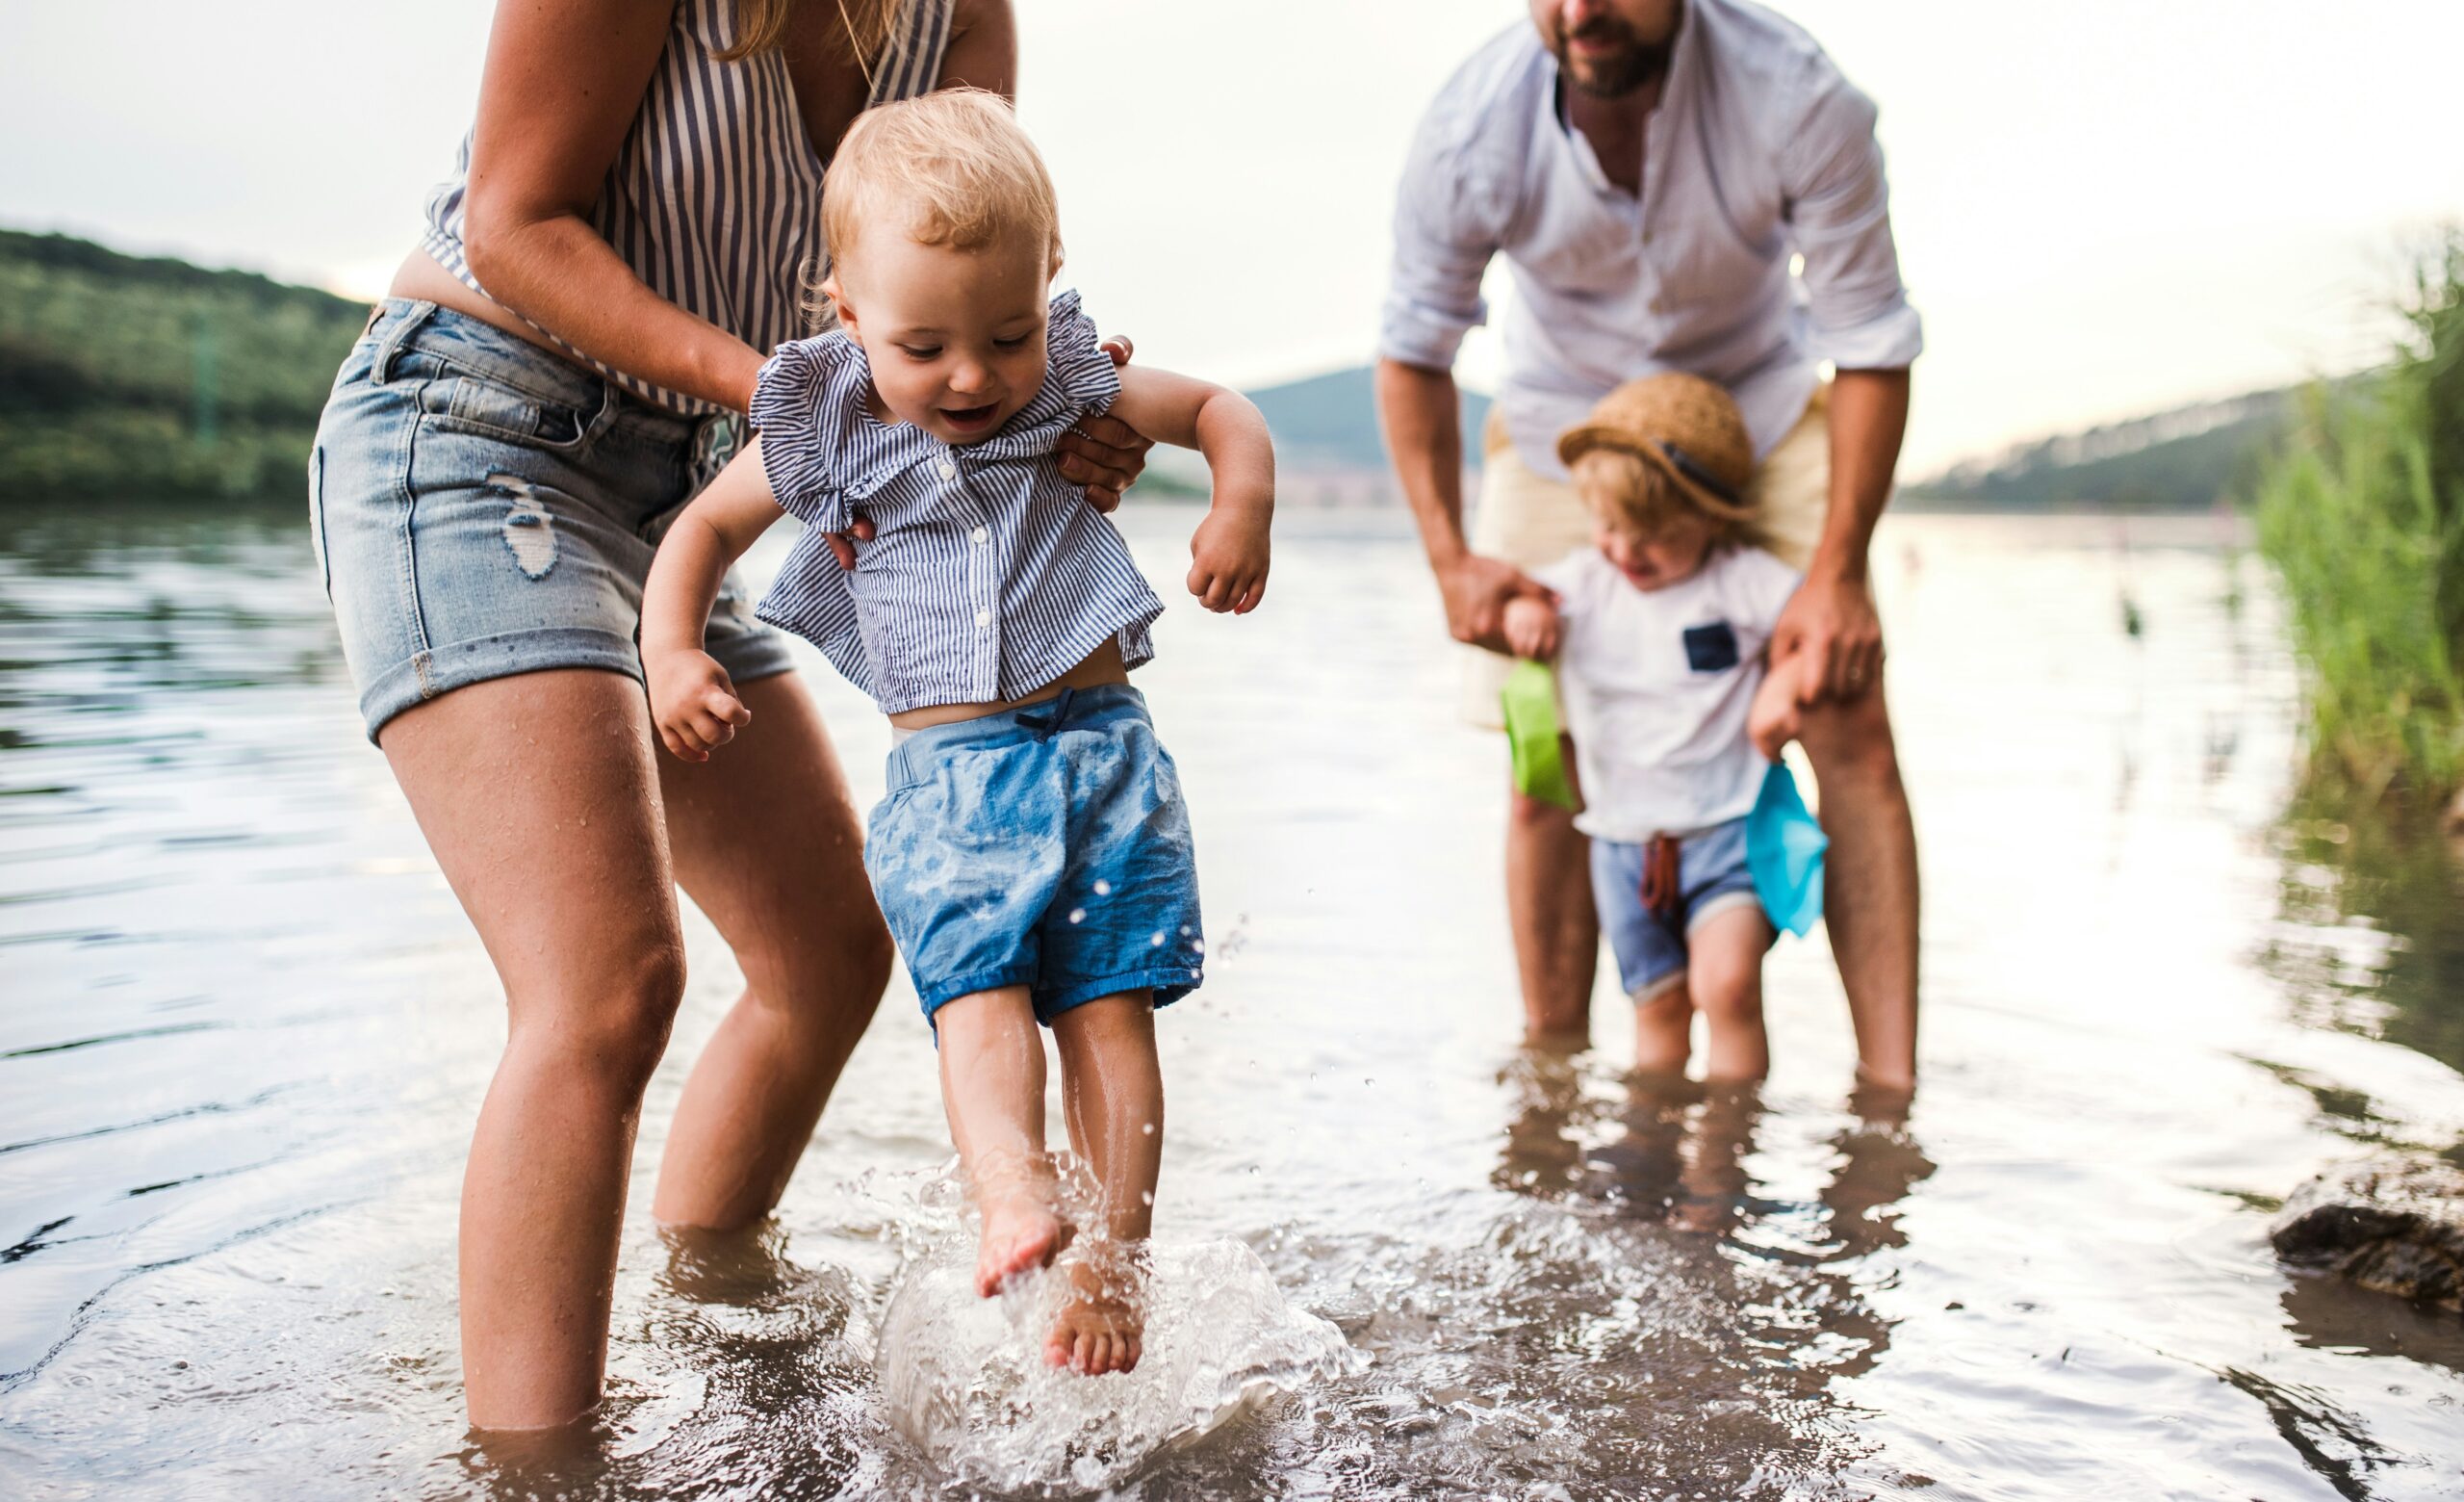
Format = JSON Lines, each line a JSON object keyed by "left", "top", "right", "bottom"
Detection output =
{"left": 648, "top": 648, "right": 752, "bottom": 762}
{"left": 1502, "top": 595, "right": 1562, "bottom": 660}
{"left": 1187, "top": 505, "right": 1270, "bottom": 613}
{"left": 1749, "top": 651, "right": 1809, "bottom": 760}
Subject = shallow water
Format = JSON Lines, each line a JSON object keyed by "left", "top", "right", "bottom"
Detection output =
{"left": 3, "top": 501, "right": 2462, "bottom": 1499}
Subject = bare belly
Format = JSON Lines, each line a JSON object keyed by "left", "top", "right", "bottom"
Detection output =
{"left": 385, "top": 247, "right": 589, "bottom": 369}
{"left": 887, "top": 642, "right": 1132, "bottom": 733}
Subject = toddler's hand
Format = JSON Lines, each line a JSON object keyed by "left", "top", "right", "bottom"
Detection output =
{"left": 1502, "top": 595, "right": 1561, "bottom": 660}
{"left": 1749, "top": 652, "right": 1809, "bottom": 760}
{"left": 1187, "top": 505, "right": 1270, "bottom": 614}
{"left": 648, "top": 648, "right": 752, "bottom": 762}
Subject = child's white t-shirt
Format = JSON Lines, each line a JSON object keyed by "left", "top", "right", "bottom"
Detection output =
{"left": 1530, "top": 545, "right": 1803, "bottom": 843}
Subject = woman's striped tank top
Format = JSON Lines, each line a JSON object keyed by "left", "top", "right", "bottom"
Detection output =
{"left": 419, "top": 0, "right": 955, "bottom": 416}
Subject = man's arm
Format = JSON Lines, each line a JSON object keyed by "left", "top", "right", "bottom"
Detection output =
{"left": 1776, "top": 366, "right": 1908, "bottom": 701}
{"left": 1375, "top": 359, "right": 1549, "bottom": 644}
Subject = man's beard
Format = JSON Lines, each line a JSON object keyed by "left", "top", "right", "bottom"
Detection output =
{"left": 1554, "top": 18, "right": 1670, "bottom": 99}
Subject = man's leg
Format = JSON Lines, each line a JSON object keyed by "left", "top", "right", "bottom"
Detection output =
{"left": 1506, "top": 736, "right": 1599, "bottom": 1043}
{"left": 1795, "top": 686, "right": 1919, "bottom": 1089}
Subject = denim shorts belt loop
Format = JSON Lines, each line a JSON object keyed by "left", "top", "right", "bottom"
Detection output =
{"left": 311, "top": 298, "right": 793, "bottom": 742}
{"left": 864, "top": 684, "right": 1207, "bottom": 1030}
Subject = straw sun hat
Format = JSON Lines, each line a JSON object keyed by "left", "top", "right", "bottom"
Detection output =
{"left": 1555, "top": 372, "right": 1756, "bottom": 525}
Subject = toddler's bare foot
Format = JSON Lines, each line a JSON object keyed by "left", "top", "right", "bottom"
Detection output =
{"left": 975, "top": 1188, "right": 1064, "bottom": 1297}
{"left": 1044, "top": 1246, "right": 1145, "bottom": 1376}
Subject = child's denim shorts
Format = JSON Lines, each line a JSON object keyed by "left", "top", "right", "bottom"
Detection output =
{"left": 1590, "top": 817, "right": 1769, "bottom": 1001}
{"left": 864, "top": 684, "right": 1205, "bottom": 1025}
{"left": 310, "top": 299, "right": 793, "bottom": 741}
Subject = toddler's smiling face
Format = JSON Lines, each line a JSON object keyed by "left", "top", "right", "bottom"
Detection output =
{"left": 827, "top": 226, "right": 1053, "bottom": 446}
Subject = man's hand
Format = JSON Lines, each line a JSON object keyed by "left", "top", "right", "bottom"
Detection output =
{"left": 648, "top": 647, "right": 752, "bottom": 763}
{"left": 1438, "top": 553, "right": 1550, "bottom": 646}
{"left": 1187, "top": 505, "right": 1270, "bottom": 613}
{"left": 1502, "top": 594, "right": 1561, "bottom": 660}
{"left": 1772, "top": 566, "right": 1884, "bottom": 703}
{"left": 1056, "top": 336, "right": 1150, "bottom": 510}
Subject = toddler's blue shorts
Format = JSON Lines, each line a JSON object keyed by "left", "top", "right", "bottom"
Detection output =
{"left": 1589, "top": 817, "right": 1770, "bottom": 1001}
{"left": 863, "top": 684, "right": 1205, "bottom": 1026}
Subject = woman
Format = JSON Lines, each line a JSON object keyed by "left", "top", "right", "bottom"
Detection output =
{"left": 309, "top": 0, "right": 1146, "bottom": 1430}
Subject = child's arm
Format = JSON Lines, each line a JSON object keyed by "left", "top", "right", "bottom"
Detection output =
{"left": 1108, "top": 366, "right": 1274, "bottom": 614}
{"left": 641, "top": 440, "right": 789, "bottom": 762}
{"left": 1748, "top": 648, "right": 1814, "bottom": 761}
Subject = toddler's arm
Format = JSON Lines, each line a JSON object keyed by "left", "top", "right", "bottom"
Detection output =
{"left": 641, "top": 442, "right": 788, "bottom": 762}
{"left": 1500, "top": 595, "right": 1562, "bottom": 660}
{"left": 1749, "top": 648, "right": 1815, "bottom": 761}
{"left": 1109, "top": 366, "right": 1274, "bottom": 614}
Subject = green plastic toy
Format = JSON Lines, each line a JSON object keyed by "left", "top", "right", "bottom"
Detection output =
{"left": 1500, "top": 659, "right": 1578, "bottom": 811}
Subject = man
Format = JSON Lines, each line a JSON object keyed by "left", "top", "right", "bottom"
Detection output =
{"left": 1376, "top": 0, "right": 1919, "bottom": 1089}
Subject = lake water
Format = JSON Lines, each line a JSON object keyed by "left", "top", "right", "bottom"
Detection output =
{"left": 2, "top": 502, "right": 2461, "bottom": 1499}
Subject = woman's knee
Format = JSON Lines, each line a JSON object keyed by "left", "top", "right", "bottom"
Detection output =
{"left": 512, "top": 939, "right": 689, "bottom": 1096}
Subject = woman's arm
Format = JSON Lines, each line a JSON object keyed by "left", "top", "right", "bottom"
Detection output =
{"left": 459, "top": 0, "right": 774, "bottom": 412}
{"left": 641, "top": 444, "right": 789, "bottom": 760}
{"left": 937, "top": 0, "right": 1016, "bottom": 95}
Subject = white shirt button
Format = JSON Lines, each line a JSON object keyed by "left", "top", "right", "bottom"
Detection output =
{"left": 975, "top": 608, "right": 992, "bottom": 628}
{"left": 970, "top": 526, "right": 988, "bottom": 545}
{"left": 937, "top": 458, "right": 958, "bottom": 479}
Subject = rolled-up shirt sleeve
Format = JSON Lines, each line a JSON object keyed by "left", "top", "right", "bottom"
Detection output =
{"left": 1378, "top": 106, "right": 1502, "bottom": 373}
{"left": 1781, "top": 71, "right": 1922, "bottom": 372}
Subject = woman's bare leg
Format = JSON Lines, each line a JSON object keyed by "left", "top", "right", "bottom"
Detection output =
{"left": 932, "top": 985, "right": 1065, "bottom": 1295}
{"left": 1047, "top": 992, "right": 1162, "bottom": 1375}
{"left": 380, "top": 669, "right": 688, "bottom": 1432}
{"left": 651, "top": 673, "right": 892, "bottom": 1229}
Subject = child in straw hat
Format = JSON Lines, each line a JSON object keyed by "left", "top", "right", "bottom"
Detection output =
{"left": 1495, "top": 373, "right": 1813, "bottom": 1081}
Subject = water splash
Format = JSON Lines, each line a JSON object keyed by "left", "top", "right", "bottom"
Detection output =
{"left": 872, "top": 1170, "right": 1358, "bottom": 1495}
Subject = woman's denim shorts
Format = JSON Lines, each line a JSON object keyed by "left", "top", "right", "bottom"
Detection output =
{"left": 309, "top": 299, "right": 795, "bottom": 741}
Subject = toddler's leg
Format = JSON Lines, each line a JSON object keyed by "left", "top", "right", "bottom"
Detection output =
{"left": 1685, "top": 905, "right": 1773, "bottom": 1082}
{"left": 933, "top": 986, "right": 1065, "bottom": 1296}
{"left": 1046, "top": 991, "right": 1162, "bottom": 1375}
{"left": 1632, "top": 977, "right": 1694, "bottom": 1075}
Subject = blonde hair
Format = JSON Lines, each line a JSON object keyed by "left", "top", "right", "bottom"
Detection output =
{"left": 718, "top": 0, "right": 909, "bottom": 66}
{"left": 819, "top": 89, "right": 1064, "bottom": 295}
{"left": 1571, "top": 448, "right": 1764, "bottom": 551}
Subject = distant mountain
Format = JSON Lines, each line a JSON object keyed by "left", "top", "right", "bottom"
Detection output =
{"left": 1245, "top": 364, "right": 1490, "bottom": 474}
{"left": 1906, "top": 385, "right": 2315, "bottom": 511}
{"left": 0, "top": 229, "right": 368, "bottom": 505}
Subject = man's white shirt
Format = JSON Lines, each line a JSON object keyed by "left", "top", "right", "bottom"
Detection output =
{"left": 1381, "top": 0, "right": 1923, "bottom": 479}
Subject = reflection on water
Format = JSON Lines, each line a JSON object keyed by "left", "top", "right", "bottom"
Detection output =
{"left": 4, "top": 503, "right": 2464, "bottom": 1498}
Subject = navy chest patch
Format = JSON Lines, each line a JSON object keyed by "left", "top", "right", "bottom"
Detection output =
{"left": 1682, "top": 620, "right": 1741, "bottom": 672}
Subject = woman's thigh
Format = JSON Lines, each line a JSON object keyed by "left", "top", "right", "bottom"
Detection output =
{"left": 379, "top": 666, "right": 684, "bottom": 1023}
{"left": 655, "top": 670, "right": 889, "bottom": 1005}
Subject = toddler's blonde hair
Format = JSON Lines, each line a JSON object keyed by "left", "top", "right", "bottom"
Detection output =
{"left": 819, "top": 89, "right": 1063, "bottom": 298}
{"left": 1571, "top": 448, "right": 1764, "bottom": 552}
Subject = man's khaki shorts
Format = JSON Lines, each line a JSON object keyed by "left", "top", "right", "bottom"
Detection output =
{"left": 1460, "top": 385, "right": 1831, "bottom": 728}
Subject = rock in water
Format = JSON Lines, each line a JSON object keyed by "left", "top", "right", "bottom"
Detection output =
{"left": 2271, "top": 1157, "right": 2464, "bottom": 1312}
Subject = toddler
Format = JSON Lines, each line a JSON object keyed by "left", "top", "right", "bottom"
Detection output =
{"left": 1495, "top": 374, "right": 1809, "bottom": 1080}
{"left": 641, "top": 91, "right": 1273, "bottom": 1376}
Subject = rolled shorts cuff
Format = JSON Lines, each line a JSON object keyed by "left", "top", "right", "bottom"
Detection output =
{"left": 358, "top": 623, "right": 797, "bottom": 744}
{"left": 917, "top": 965, "right": 1043, "bottom": 1020}
{"left": 1686, "top": 888, "right": 1769, "bottom": 938}
{"left": 1039, "top": 966, "right": 1199, "bottom": 1021}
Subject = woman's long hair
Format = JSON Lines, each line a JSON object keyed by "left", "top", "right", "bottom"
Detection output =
{"left": 718, "top": 0, "right": 911, "bottom": 64}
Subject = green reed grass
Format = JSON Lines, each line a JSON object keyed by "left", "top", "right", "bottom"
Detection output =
{"left": 2256, "top": 235, "right": 2464, "bottom": 810}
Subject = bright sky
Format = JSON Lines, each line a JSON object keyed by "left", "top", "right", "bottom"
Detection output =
{"left": 7, "top": 1, "right": 2461, "bottom": 474}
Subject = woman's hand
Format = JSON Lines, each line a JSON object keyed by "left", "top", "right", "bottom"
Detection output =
{"left": 647, "top": 648, "right": 751, "bottom": 762}
{"left": 1055, "top": 336, "right": 1152, "bottom": 512}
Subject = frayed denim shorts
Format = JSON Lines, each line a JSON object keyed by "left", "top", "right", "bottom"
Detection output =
{"left": 309, "top": 299, "right": 794, "bottom": 741}
{"left": 1590, "top": 817, "right": 1769, "bottom": 1001}
{"left": 864, "top": 685, "right": 1205, "bottom": 1025}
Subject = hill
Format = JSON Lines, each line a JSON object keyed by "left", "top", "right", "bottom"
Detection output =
{"left": 1245, "top": 364, "right": 1490, "bottom": 474}
{"left": 1905, "top": 386, "right": 2308, "bottom": 511}
{"left": 0, "top": 229, "right": 369, "bottom": 505}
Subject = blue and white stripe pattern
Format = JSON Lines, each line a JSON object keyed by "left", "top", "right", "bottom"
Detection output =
{"left": 419, "top": 0, "right": 954, "bottom": 417}
{"left": 749, "top": 291, "right": 1165, "bottom": 714}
